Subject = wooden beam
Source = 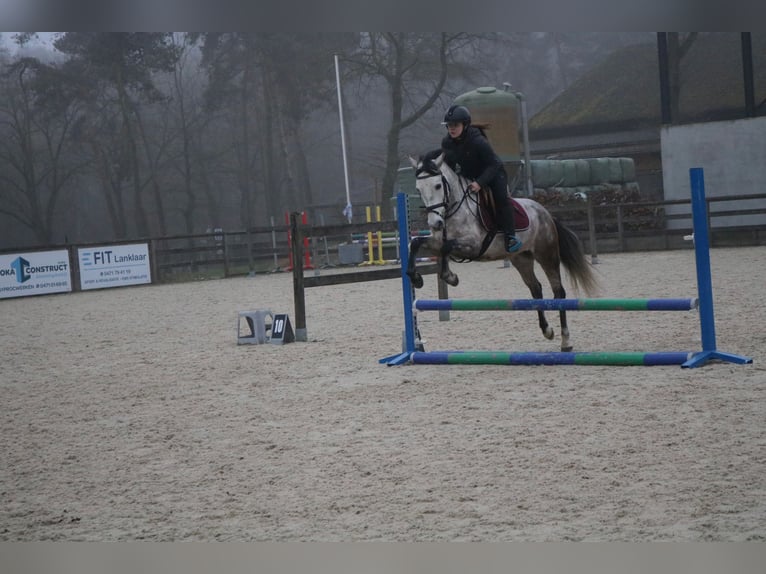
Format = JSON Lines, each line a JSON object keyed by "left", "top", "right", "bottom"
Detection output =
{"left": 304, "top": 264, "right": 438, "bottom": 288}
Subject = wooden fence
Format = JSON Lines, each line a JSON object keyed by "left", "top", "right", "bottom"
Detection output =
{"left": 3, "top": 194, "right": 764, "bottom": 289}
{"left": 145, "top": 193, "right": 766, "bottom": 280}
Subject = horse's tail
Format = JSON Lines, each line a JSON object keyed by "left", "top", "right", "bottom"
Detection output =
{"left": 554, "top": 218, "right": 600, "bottom": 296}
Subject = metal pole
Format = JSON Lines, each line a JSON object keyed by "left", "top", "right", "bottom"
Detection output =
{"left": 335, "top": 54, "right": 353, "bottom": 223}
{"left": 511, "top": 87, "right": 534, "bottom": 198}
{"left": 519, "top": 96, "right": 534, "bottom": 198}
{"left": 741, "top": 33, "right": 756, "bottom": 118}
{"left": 657, "top": 33, "right": 672, "bottom": 125}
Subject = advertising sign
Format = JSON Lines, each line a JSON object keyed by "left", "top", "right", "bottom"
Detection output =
{"left": 78, "top": 243, "right": 152, "bottom": 290}
{"left": 0, "top": 250, "right": 72, "bottom": 299}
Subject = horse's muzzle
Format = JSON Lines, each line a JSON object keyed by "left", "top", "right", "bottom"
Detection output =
{"left": 428, "top": 215, "right": 444, "bottom": 231}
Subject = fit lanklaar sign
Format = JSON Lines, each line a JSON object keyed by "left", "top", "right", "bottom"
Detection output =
{"left": 77, "top": 243, "right": 152, "bottom": 290}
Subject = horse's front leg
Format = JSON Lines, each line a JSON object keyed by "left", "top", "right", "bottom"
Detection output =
{"left": 438, "top": 239, "right": 459, "bottom": 286}
{"left": 406, "top": 236, "right": 429, "bottom": 289}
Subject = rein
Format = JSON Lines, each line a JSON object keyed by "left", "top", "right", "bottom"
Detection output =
{"left": 416, "top": 165, "right": 493, "bottom": 261}
{"left": 415, "top": 169, "right": 475, "bottom": 221}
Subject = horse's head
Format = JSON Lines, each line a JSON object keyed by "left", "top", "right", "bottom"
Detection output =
{"left": 409, "top": 153, "right": 449, "bottom": 231}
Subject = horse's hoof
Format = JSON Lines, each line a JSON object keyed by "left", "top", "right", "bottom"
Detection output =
{"left": 543, "top": 327, "right": 555, "bottom": 340}
{"left": 561, "top": 345, "right": 573, "bottom": 352}
{"left": 411, "top": 274, "right": 424, "bottom": 289}
{"left": 444, "top": 274, "right": 459, "bottom": 287}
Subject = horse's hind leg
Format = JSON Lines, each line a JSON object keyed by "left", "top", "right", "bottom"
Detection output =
{"left": 539, "top": 260, "right": 571, "bottom": 352}
{"left": 511, "top": 253, "right": 555, "bottom": 342}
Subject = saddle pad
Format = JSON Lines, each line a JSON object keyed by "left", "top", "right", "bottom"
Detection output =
{"left": 510, "top": 198, "right": 530, "bottom": 231}
{"left": 479, "top": 193, "right": 530, "bottom": 232}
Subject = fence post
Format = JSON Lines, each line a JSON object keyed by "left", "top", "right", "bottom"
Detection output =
{"left": 246, "top": 227, "right": 255, "bottom": 277}
{"left": 68, "top": 244, "right": 81, "bottom": 292}
{"left": 318, "top": 213, "right": 332, "bottom": 269}
{"left": 311, "top": 235, "right": 320, "bottom": 277}
{"left": 149, "top": 239, "right": 160, "bottom": 283}
{"left": 270, "top": 216, "right": 281, "bottom": 272}
{"left": 223, "top": 232, "right": 230, "bottom": 277}
{"left": 290, "top": 212, "right": 308, "bottom": 342}
{"left": 587, "top": 194, "right": 599, "bottom": 264}
{"left": 616, "top": 205, "right": 625, "bottom": 251}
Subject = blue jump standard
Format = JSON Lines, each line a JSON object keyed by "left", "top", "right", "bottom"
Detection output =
{"left": 682, "top": 168, "right": 751, "bottom": 367}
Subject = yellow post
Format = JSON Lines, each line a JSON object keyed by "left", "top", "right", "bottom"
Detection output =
{"left": 375, "top": 205, "right": 385, "bottom": 264}
{"left": 361, "top": 206, "right": 374, "bottom": 265}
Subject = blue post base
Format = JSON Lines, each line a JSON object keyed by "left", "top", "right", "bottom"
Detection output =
{"left": 682, "top": 350, "right": 753, "bottom": 368}
{"left": 379, "top": 352, "right": 412, "bottom": 366}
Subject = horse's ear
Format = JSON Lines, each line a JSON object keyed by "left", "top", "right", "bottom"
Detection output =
{"left": 435, "top": 153, "right": 445, "bottom": 168}
{"left": 409, "top": 155, "right": 419, "bottom": 169}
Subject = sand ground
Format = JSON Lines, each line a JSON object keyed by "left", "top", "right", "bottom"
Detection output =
{"left": 1, "top": 247, "right": 764, "bottom": 541}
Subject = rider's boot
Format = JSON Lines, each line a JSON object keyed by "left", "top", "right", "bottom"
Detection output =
{"left": 490, "top": 177, "right": 522, "bottom": 254}
{"left": 500, "top": 207, "right": 522, "bottom": 253}
{"left": 505, "top": 233, "right": 522, "bottom": 253}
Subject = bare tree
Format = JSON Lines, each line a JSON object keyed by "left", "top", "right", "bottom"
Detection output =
{"left": 198, "top": 33, "right": 355, "bottom": 225}
{"left": 54, "top": 33, "right": 179, "bottom": 238}
{"left": 165, "top": 34, "right": 221, "bottom": 234}
{"left": 0, "top": 58, "right": 87, "bottom": 244}
{"left": 343, "top": 33, "right": 492, "bottom": 200}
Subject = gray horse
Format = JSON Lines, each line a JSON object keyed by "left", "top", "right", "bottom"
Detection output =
{"left": 406, "top": 153, "right": 599, "bottom": 352}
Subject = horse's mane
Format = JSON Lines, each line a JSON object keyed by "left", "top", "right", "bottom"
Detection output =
{"left": 417, "top": 154, "right": 463, "bottom": 186}
{"left": 417, "top": 154, "right": 443, "bottom": 178}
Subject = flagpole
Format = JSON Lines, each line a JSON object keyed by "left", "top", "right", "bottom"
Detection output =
{"left": 334, "top": 54, "right": 352, "bottom": 223}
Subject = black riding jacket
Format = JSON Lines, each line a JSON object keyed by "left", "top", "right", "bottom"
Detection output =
{"left": 440, "top": 125, "right": 506, "bottom": 188}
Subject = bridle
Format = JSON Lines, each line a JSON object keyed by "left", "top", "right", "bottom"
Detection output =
{"left": 415, "top": 159, "right": 489, "bottom": 261}
{"left": 415, "top": 163, "right": 475, "bottom": 223}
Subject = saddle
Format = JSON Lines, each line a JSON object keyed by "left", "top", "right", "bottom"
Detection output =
{"left": 477, "top": 188, "right": 530, "bottom": 233}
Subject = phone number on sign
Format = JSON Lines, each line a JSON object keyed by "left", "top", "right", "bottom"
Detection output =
{"left": 100, "top": 269, "right": 132, "bottom": 277}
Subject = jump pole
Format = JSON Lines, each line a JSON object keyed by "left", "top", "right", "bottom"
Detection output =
{"left": 411, "top": 351, "right": 694, "bottom": 366}
{"left": 414, "top": 298, "right": 698, "bottom": 312}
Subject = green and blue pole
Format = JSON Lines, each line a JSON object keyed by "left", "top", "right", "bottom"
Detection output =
{"left": 414, "top": 298, "right": 698, "bottom": 312}
{"left": 412, "top": 351, "right": 694, "bottom": 366}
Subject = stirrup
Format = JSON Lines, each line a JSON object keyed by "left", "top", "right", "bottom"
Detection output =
{"left": 506, "top": 235, "right": 522, "bottom": 253}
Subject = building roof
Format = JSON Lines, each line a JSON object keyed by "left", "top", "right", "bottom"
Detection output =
{"left": 529, "top": 33, "right": 766, "bottom": 146}
{"left": 529, "top": 128, "right": 661, "bottom": 158}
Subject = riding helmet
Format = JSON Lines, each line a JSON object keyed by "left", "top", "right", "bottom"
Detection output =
{"left": 442, "top": 105, "right": 471, "bottom": 126}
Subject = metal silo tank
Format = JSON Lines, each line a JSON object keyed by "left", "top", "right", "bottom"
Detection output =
{"left": 453, "top": 86, "right": 521, "bottom": 162}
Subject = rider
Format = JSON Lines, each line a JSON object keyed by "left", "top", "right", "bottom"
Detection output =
{"left": 435, "top": 104, "right": 522, "bottom": 253}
